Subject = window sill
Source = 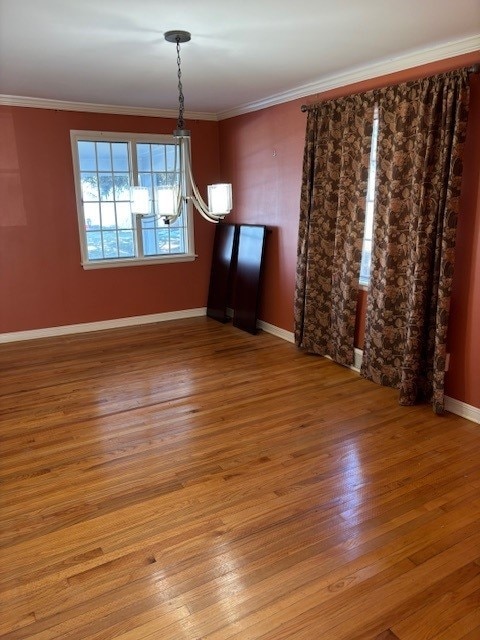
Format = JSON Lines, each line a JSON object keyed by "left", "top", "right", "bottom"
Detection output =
{"left": 81, "top": 254, "right": 197, "bottom": 270}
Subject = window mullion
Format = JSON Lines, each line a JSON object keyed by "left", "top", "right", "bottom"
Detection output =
{"left": 136, "top": 215, "right": 145, "bottom": 258}
{"left": 130, "top": 141, "right": 145, "bottom": 258}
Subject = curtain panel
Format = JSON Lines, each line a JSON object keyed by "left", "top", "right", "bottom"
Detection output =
{"left": 360, "top": 69, "right": 470, "bottom": 413}
{"left": 294, "top": 94, "right": 375, "bottom": 366}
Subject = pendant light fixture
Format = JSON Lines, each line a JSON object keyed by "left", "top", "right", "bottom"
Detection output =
{"left": 143, "top": 30, "right": 233, "bottom": 225}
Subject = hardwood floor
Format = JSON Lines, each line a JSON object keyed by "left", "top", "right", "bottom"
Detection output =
{"left": 1, "top": 317, "right": 479, "bottom": 639}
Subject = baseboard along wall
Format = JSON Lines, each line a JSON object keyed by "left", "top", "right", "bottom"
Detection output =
{"left": 0, "top": 308, "right": 207, "bottom": 344}
{"left": 1, "top": 309, "right": 478, "bottom": 424}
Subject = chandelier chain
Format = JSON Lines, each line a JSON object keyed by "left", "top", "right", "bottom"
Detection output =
{"left": 176, "top": 38, "right": 185, "bottom": 130}
{"left": 162, "top": 29, "right": 232, "bottom": 222}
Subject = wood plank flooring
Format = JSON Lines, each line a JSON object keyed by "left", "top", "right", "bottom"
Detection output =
{"left": 0, "top": 317, "right": 479, "bottom": 639}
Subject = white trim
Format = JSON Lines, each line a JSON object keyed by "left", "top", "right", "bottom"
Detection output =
{"left": 7, "top": 308, "right": 477, "bottom": 426}
{"left": 1, "top": 36, "right": 477, "bottom": 122}
{"left": 0, "top": 94, "right": 218, "bottom": 121}
{"left": 80, "top": 254, "right": 196, "bottom": 269}
{"left": 352, "top": 348, "right": 363, "bottom": 373}
{"left": 257, "top": 320, "right": 295, "bottom": 343}
{"left": 0, "top": 308, "right": 206, "bottom": 344}
{"left": 445, "top": 396, "right": 480, "bottom": 425}
{"left": 227, "top": 308, "right": 295, "bottom": 343}
{"left": 256, "top": 323, "right": 480, "bottom": 425}
{"left": 217, "top": 34, "right": 480, "bottom": 120}
{"left": 3, "top": 312, "right": 479, "bottom": 423}
{"left": 226, "top": 310, "right": 296, "bottom": 344}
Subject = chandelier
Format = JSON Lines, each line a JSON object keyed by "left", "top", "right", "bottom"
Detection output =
{"left": 132, "top": 30, "right": 232, "bottom": 225}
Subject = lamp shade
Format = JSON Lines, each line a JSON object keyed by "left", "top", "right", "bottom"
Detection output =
{"left": 156, "top": 187, "right": 177, "bottom": 217}
{"left": 130, "top": 186, "right": 151, "bottom": 215}
{"left": 207, "top": 183, "right": 232, "bottom": 215}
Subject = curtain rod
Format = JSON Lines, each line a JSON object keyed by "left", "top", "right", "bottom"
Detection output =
{"left": 300, "top": 64, "right": 480, "bottom": 112}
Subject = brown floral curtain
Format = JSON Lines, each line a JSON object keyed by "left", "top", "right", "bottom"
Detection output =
{"left": 294, "top": 94, "right": 375, "bottom": 366}
{"left": 361, "top": 69, "right": 471, "bottom": 413}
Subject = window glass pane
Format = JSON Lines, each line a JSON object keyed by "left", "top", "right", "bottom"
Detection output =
{"left": 154, "top": 228, "right": 170, "bottom": 254}
{"left": 111, "top": 143, "right": 129, "bottom": 171}
{"left": 364, "top": 201, "right": 374, "bottom": 241}
{"left": 166, "top": 171, "right": 178, "bottom": 187}
{"left": 118, "top": 230, "right": 135, "bottom": 257}
{"left": 84, "top": 203, "right": 100, "bottom": 229}
{"left": 86, "top": 231, "right": 103, "bottom": 260}
{"left": 96, "top": 142, "right": 112, "bottom": 171}
{"left": 81, "top": 173, "right": 99, "bottom": 201}
{"left": 116, "top": 202, "right": 133, "bottom": 229}
{"left": 142, "top": 229, "right": 157, "bottom": 255}
{"left": 102, "top": 230, "right": 119, "bottom": 258}
{"left": 359, "top": 108, "right": 379, "bottom": 286}
{"left": 99, "top": 175, "right": 114, "bottom": 201}
{"left": 113, "top": 174, "right": 131, "bottom": 201}
{"left": 166, "top": 144, "right": 176, "bottom": 171}
{"left": 359, "top": 239, "right": 372, "bottom": 284}
{"left": 78, "top": 141, "right": 96, "bottom": 171}
{"left": 170, "top": 227, "right": 185, "bottom": 253}
{"left": 138, "top": 173, "right": 152, "bottom": 190}
{"left": 137, "top": 144, "right": 151, "bottom": 171}
{"left": 169, "top": 213, "right": 185, "bottom": 228}
{"left": 151, "top": 144, "right": 166, "bottom": 171}
{"left": 153, "top": 172, "right": 165, "bottom": 188}
{"left": 100, "top": 202, "right": 116, "bottom": 229}
{"left": 141, "top": 216, "right": 155, "bottom": 230}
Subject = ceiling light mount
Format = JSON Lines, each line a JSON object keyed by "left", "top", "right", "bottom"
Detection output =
{"left": 164, "top": 30, "right": 191, "bottom": 44}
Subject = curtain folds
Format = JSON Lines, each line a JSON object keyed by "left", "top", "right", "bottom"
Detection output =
{"left": 360, "top": 70, "right": 470, "bottom": 413}
{"left": 294, "top": 94, "right": 375, "bottom": 366}
{"left": 295, "top": 68, "right": 471, "bottom": 414}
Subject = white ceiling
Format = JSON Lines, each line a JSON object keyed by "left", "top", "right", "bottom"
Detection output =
{"left": 0, "top": 0, "right": 479, "bottom": 118}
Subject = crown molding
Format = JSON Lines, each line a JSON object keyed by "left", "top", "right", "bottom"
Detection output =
{"left": 0, "top": 94, "right": 218, "bottom": 121}
{"left": 217, "top": 34, "right": 480, "bottom": 120}
{"left": 1, "top": 35, "right": 478, "bottom": 122}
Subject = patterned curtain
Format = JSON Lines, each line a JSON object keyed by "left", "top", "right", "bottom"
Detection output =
{"left": 361, "top": 70, "right": 471, "bottom": 413}
{"left": 294, "top": 94, "right": 375, "bottom": 366}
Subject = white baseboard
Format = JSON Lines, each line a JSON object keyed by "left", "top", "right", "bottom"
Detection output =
{"left": 259, "top": 324, "right": 479, "bottom": 426}
{"left": 257, "top": 320, "right": 295, "bottom": 343}
{"left": 0, "top": 308, "right": 207, "bottom": 343}
{"left": 352, "top": 348, "right": 363, "bottom": 372}
{"left": 445, "top": 396, "right": 480, "bottom": 424}
{"left": 5, "top": 311, "right": 478, "bottom": 425}
{"left": 226, "top": 308, "right": 295, "bottom": 343}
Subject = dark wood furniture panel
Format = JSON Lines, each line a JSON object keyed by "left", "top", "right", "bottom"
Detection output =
{"left": 207, "top": 223, "right": 238, "bottom": 323}
{"left": 232, "top": 224, "right": 267, "bottom": 335}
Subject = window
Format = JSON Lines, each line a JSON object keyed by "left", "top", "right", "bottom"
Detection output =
{"left": 71, "top": 131, "right": 194, "bottom": 268}
{"left": 359, "top": 107, "right": 379, "bottom": 287}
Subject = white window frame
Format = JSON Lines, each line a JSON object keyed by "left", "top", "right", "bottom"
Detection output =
{"left": 70, "top": 130, "right": 195, "bottom": 269}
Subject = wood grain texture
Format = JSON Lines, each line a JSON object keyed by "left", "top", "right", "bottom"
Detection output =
{"left": 1, "top": 317, "right": 479, "bottom": 639}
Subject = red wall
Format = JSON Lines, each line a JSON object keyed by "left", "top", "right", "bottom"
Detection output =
{"left": 219, "top": 52, "right": 480, "bottom": 409}
{"left": 446, "top": 72, "right": 480, "bottom": 406}
{"left": 219, "top": 104, "right": 305, "bottom": 329}
{"left": 1, "top": 53, "right": 479, "bottom": 409}
{"left": 0, "top": 108, "right": 220, "bottom": 332}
